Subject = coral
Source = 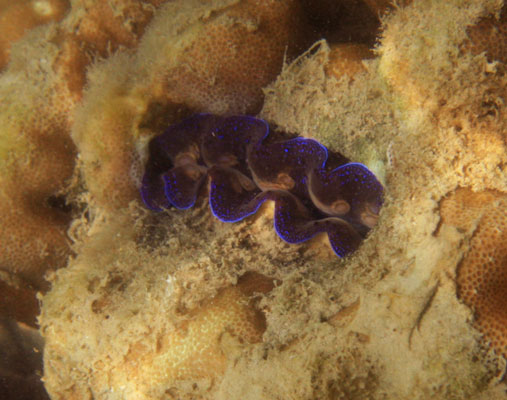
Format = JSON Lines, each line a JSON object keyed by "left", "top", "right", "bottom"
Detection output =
{"left": 144, "top": 0, "right": 308, "bottom": 114}
{"left": 70, "top": 0, "right": 159, "bottom": 57}
{"left": 37, "top": 0, "right": 507, "bottom": 399}
{"left": 377, "top": 0, "right": 507, "bottom": 195}
{"left": 119, "top": 272, "right": 274, "bottom": 395}
{"left": 72, "top": 0, "right": 309, "bottom": 211}
{"left": 0, "top": 0, "right": 166, "bottom": 291}
{"left": 378, "top": 0, "right": 506, "bottom": 114}
{"left": 325, "top": 43, "right": 374, "bottom": 80}
{"left": 0, "top": 31, "right": 82, "bottom": 291}
{"left": 463, "top": 5, "right": 507, "bottom": 63}
{"left": 141, "top": 114, "right": 383, "bottom": 256}
{"left": 40, "top": 228, "right": 277, "bottom": 400}
{"left": 259, "top": 0, "right": 507, "bottom": 397}
{"left": 440, "top": 188, "right": 507, "bottom": 358}
{"left": 0, "top": 0, "right": 70, "bottom": 70}
{"left": 0, "top": 75, "right": 76, "bottom": 290}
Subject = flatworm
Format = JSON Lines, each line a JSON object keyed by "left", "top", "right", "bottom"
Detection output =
{"left": 141, "top": 114, "right": 384, "bottom": 257}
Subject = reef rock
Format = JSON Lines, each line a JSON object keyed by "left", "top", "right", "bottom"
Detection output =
{"left": 1, "top": 0, "right": 504, "bottom": 399}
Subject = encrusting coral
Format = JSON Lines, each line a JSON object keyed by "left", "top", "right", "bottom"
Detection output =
{"left": 72, "top": 0, "right": 310, "bottom": 211}
{"left": 463, "top": 5, "right": 507, "bottom": 64}
{"left": 378, "top": 1, "right": 507, "bottom": 115}
{"left": 440, "top": 188, "right": 507, "bottom": 359}
{"left": 40, "top": 209, "right": 281, "bottom": 399}
{"left": 325, "top": 43, "right": 374, "bottom": 80}
{"left": 69, "top": 0, "right": 166, "bottom": 57}
{"left": 4, "top": 0, "right": 506, "bottom": 399}
{"left": 258, "top": 0, "right": 506, "bottom": 397}
{"left": 119, "top": 272, "right": 275, "bottom": 397}
{"left": 0, "top": 73, "right": 76, "bottom": 290}
{"left": 0, "top": 0, "right": 168, "bottom": 292}
{"left": 1, "top": 0, "right": 309, "bottom": 291}
{"left": 151, "top": 0, "right": 308, "bottom": 114}
{"left": 0, "top": 0, "right": 70, "bottom": 70}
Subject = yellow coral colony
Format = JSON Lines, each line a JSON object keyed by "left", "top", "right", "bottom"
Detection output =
{"left": 72, "top": 0, "right": 307, "bottom": 211}
{"left": 121, "top": 273, "right": 274, "bottom": 395}
{"left": 0, "top": 0, "right": 165, "bottom": 292}
{"left": 42, "top": 245, "right": 274, "bottom": 399}
{"left": 440, "top": 189, "right": 507, "bottom": 359}
{"left": 3, "top": 0, "right": 504, "bottom": 399}
{"left": 0, "top": 0, "right": 70, "bottom": 69}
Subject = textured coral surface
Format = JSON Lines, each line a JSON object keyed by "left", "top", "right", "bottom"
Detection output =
{"left": 441, "top": 188, "right": 507, "bottom": 359}
{"left": 0, "top": 0, "right": 70, "bottom": 70}
{"left": 71, "top": 0, "right": 308, "bottom": 212}
{"left": 0, "top": 0, "right": 166, "bottom": 292}
{"left": 42, "top": 246, "right": 275, "bottom": 399}
{"left": 0, "top": 0, "right": 505, "bottom": 399}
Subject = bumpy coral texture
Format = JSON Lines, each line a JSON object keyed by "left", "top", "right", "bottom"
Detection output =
{"left": 158, "top": 0, "right": 307, "bottom": 114}
{"left": 36, "top": 0, "right": 507, "bottom": 399}
{"left": 379, "top": 1, "right": 507, "bottom": 112}
{"left": 325, "top": 43, "right": 373, "bottom": 80}
{"left": 464, "top": 5, "right": 506, "bottom": 64}
{"left": 0, "top": 0, "right": 70, "bottom": 70}
{"left": 0, "top": 97, "right": 76, "bottom": 290}
{"left": 72, "top": 0, "right": 309, "bottom": 211}
{"left": 0, "top": 0, "right": 164, "bottom": 291}
{"left": 378, "top": 1, "right": 507, "bottom": 195}
{"left": 41, "top": 260, "right": 276, "bottom": 399}
{"left": 440, "top": 188, "right": 507, "bottom": 358}
{"left": 120, "top": 272, "right": 274, "bottom": 394}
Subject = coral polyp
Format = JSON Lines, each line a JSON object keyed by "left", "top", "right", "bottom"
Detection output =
{"left": 141, "top": 114, "right": 384, "bottom": 257}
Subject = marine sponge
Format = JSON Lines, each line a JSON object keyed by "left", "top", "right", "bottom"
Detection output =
{"left": 440, "top": 188, "right": 507, "bottom": 358}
